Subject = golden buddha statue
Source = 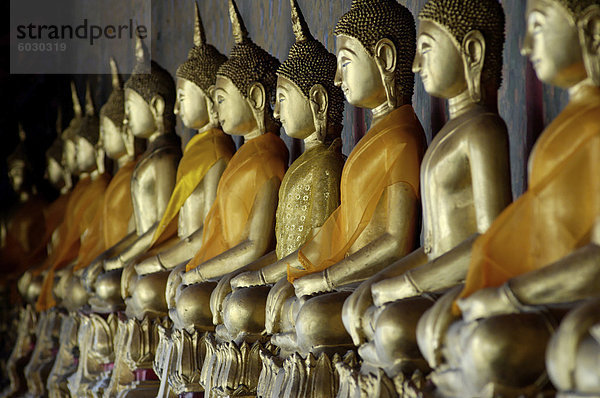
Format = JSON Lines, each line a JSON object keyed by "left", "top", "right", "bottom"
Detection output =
{"left": 90, "top": 36, "right": 181, "bottom": 398}
{"left": 415, "top": 0, "right": 600, "bottom": 396}
{"left": 93, "top": 34, "right": 181, "bottom": 281}
{"left": 124, "top": 1, "right": 235, "bottom": 320}
{"left": 194, "top": 1, "right": 346, "bottom": 394}
{"left": 155, "top": 0, "right": 288, "bottom": 394}
{"left": 229, "top": 0, "right": 427, "bottom": 396}
{"left": 0, "top": 126, "right": 47, "bottom": 283}
{"left": 64, "top": 59, "right": 145, "bottom": 397}
{"left": 21, "top": 132, "right": 76, "bottom": 398}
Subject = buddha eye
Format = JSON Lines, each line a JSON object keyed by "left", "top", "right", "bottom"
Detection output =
{"left": 342, "top": 61, "right": 350, "bottom": 68}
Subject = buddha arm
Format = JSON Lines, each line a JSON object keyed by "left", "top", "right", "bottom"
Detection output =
{"left": 82, "top": 231, "right": 139, "bottom": 291}
{"left": 134, "top": 160, "right": 226, "bottom": 275}
{"left": 103, "top": 224, "right": 158, "bottom": 270}
{"left": 371, "top": 234, "right": 477, "bottom": 306}
{"left": 371, "top": 128, "right": 511, "bottom": 304}
{"left": 135, "top": 228, "right": 204, "bottom": 275}
{"left": 327, "top": 182, "right": 418, "bottom": 287}
{"left": 510, "top": 243, "right": 600, "bottom": 306}
{"left": 184, "top": 177, "right": 280, "bottom": 283}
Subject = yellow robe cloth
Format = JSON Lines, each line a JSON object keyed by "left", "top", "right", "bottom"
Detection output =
{"left": 0, "top": 195, "right": 47, "bottom": 276}
{"left": 37, "top": 173, "right": 111, "bottom": 311}
{"left": 103, "top": 159, "right": 137, "bottom": 248}
{"left": 151, "top": 128, "right": 236, "bottom": 247}
{"left": 290, "top": 105, "right": 425, "bottom": 282}
{"left": 73, "top": 159, "right": 138, "bottom": 272}
{"left": 186, "top": 132, "right": 289, "bottom": 271}
{"left": 458, "top": 86, "right": 600, "bottom": 302}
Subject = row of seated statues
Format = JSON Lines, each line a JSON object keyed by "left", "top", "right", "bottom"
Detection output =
{"left": 0, "top": 0, "right": 598, "bottom": 397}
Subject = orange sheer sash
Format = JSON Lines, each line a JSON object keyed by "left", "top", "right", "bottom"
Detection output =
{"left": 103, "top": 159, "right": 137, "bottom": 248}
{"left": 186, "top": 132, "right": 288, "bottom": 271}
{"left": 458, "top": 86, "right": 600, "bottom": 302}
{"left": 37, "top": 174, "right": 110, "bottom": 310}
{"left": 151, "top": 128, "right": 235, "bottom": 247}
{"left": 290, "top": 105, "right": 425, "bottom": 282}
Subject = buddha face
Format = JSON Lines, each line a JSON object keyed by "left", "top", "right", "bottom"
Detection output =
{"left": 100, "top": 116, "right": 126, "bottom": 160}
{"left": 124, "top": 88, "right": 156, "bottom": 138}
{"left": 175, "top": 78, "right": 210, "bottom": 130}
{"left": 46, "top": 157, "right": 64, "bottom": 187}
{"left": 413, "top": 21, "right": 468, "bottom": 99}
{"left": 8, "top": 162, "right": 25, "bottom": 192}
{"left": 335, "top": 35, "right": 386, "bottom": 109}
{"left": 76, "top": 136, "right": 97, "bottom": 173}
{"left": 522, "top": 0, "right": 587, "bottom": 88}
{"left": 274, "top": 76, "right": 314, "bottom": 140}
{"left": 63, "top": 139, "right": 77, "bottom": 174}
{"left": 214, "top": 76, "right": 257, "bottom": 136}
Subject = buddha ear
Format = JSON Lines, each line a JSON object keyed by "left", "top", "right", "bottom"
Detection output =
{"left": 374, "top": 38, "right": 398, "bottom": 108}
{"left": 150, "top": 94, "right": 166, "bottom": 119}
{"left": 247, "top": 82, "right": 266, "bottom": 111}
{"left": 247, "top": 82, "right": 266, "bottom": 132}
{"left": 309, "top": 84, "right": 328, "bottom": 142}
{"left": 461, "top": 30, "right": 485, "bottom": 103}
{"left": 579, "top": 4, "right": 600, "bottom": 85}
{"left": 374, "top": 38, "right": 397, "bottom": 75}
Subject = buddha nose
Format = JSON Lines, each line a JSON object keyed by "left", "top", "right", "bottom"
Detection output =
{"left": 334, "top": 66, "right": 343, "bottom": 87}
{"left": 412, "top": 53, "right": 422, "bottom": 74}
{"left": 521, "top": 31, "right": 533, "bottom": 57}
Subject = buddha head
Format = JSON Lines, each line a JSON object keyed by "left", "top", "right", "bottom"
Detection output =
{"left": 414, "top": 0, "right": 505, "bottom": 104}
{"left": 76, "top": 82, "right": 101, "bottom": 174}
{"left": 7, "top": 125, "right": 31, "bottom": 195}
{"left": 522, "top": 0, "right": 600, "bottom": 88}
{"left": 124, "top": 34, "right": 176, "bottom": 138}
{"left": 100, "top": 58, "right": 127, "bottom": 161}
{"left": 274, "top": 0, "right": 344, "bottom": 143}
{"left": 214, "top": 0, "right": 281, "bottom": 137}
{"left": 62, "top": 81, "right": 84, "bottom": 176}
{"left": 175, "top": 2, "right": 227, "bottom": 130}
{"left": 334, "top": 0, "right": 416, "bottom": 109}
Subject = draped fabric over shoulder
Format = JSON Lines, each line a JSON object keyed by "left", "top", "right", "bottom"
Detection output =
{"left": 290, "top": 105, "right": 425, "bottom": 282}
{"left": 103, "top": 159, "right": 137, "bottom": 248}
{"left": 186, "top": 132, "right": 288, "bottom": 271}
{"left": 0, "top": 195, "right": 47, "bottom": 276}
{"left": 37, "top": 174, "right": 110, "bottom": 311}
{"left": 151, "top": 128, "right": 236, "bottom": 247}
{"left": 458, "top": 86, "right": 600, "bottom": 304}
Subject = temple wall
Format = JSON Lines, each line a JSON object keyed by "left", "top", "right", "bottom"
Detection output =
{"left": 84, "top": 0, "right": 569, "bottom": 197}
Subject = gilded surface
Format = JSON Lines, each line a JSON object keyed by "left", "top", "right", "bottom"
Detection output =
{"left": 275, "top": 142, "right": 344, "bottom": 259}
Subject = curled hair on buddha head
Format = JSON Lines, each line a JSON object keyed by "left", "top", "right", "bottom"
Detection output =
{"left": 217, "top": 0, "right": 281, "bottom": 129}
{"left": 124, "top": 33, "right": 176, "bottom": 128}
{"left": 100, "top": 57, "right": 125, "bottom": 130}
{"left": 552, "top": 0, "right": 600, "bottom": 19}
{"left": 278, "top": 0, "right": 345, "bottom": 142}
{"left": 335, "top": 0, "right": 417, "bottom": 99}
{"left": 419, "top": 0, "right": 506, "bottom": 92}
{"left": 79, "top": 80, "right": 100, "bottom": 147}
{"left": 176, "top": 1, "right": 228, "bottom": 95}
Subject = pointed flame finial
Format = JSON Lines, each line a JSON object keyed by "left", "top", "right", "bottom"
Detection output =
{"left": 109, "top": 57, "right": 121, "bottom": 89}
{"left": 85, "top": 80, "right": 95, "bottom": 116}
{"left": 71, "top": 81, "right": 82, "bottom": 118}
{"left": 229, "top": 0, "right": 249, "bottom": 44}
{"left": 193, "top": 1, "right": 206, "bottom": 47}
{"left": 135, "top": 31, "right": 149, "bottom": 64}
{"left": 290, "top": 0, "right": 312, "bottom": 43}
